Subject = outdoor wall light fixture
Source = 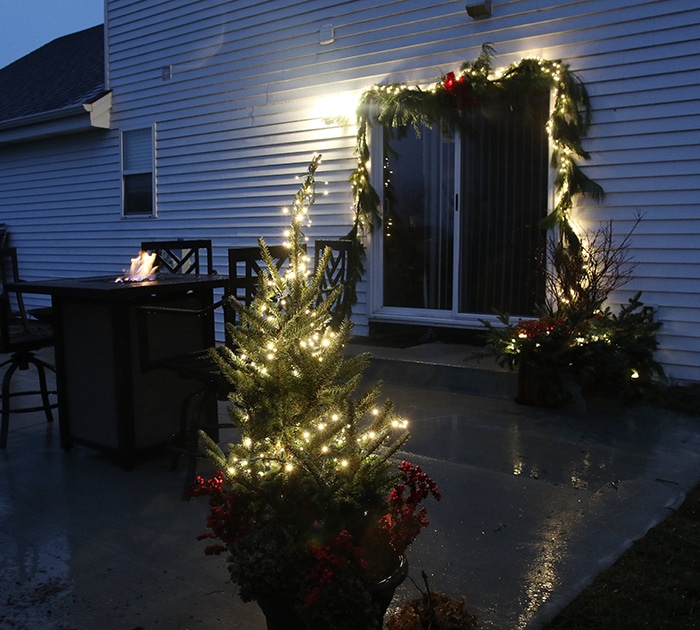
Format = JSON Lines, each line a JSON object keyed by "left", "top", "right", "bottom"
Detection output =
{"left": 319, "top": 24, "right": 335, "bottom": 45}
{"left": 466, "top": 0, "right": 492, "bottom": 18}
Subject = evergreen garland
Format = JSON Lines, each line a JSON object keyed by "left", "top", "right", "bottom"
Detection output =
{"left": 349, "top": 44, "right": 604, "bottom": 252}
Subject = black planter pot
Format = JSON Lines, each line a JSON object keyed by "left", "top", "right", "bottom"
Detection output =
{"left": 257, "top": 556, "right": 409, "bottom": 630}
{"left": 515, "top": 361, "right": 573, "bottom": 408}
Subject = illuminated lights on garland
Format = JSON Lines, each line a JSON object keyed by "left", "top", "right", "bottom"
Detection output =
{"left": 349, "top": 44, "right": 604, "bottom": 251}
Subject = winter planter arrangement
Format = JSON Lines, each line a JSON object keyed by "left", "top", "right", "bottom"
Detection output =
{"left": 191, "top": 155, "right": 440, "bottom": 630}
{"left": 481, "top": 219, "right": 663, "bottom": 406}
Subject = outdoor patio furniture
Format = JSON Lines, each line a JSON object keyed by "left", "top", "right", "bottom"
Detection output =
{"left": 13, "top": 273, "right": 227, "bottom": 468}
{"left": 135, "top": 240, "right": 351, "bottom": 496}
{"left": 314, "top": 238, "right": 352, "bottom": 328}
{"left": 140, "top": 239, "right": 214, "bottom": 275}
{"left": 0, "top": 247, "right": 57, "bottom": 448}
{"left": 0, "top": 226, "right": 52, "bottom": 322}
{"left": 138, "top": 244, "right": 295, "bottom": 497}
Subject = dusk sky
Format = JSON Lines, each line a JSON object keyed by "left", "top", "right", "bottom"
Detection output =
{"left": 0, "top": 1, "right": 104, "bottom": 70}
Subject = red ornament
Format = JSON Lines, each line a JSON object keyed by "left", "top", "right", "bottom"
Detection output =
{"left": 442, "top": 71, "right": 477, "bottom": 109}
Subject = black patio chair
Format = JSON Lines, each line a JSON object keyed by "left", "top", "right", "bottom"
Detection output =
{"left": 0, "top": 248, "right": 58, "bottom": 448}
{"left": 140, "top": 239, "right": 214, "bottom": 275}
{"left": 314, "top": 239, "right": 353, "bottom": 329}
{"left": 0, "top": 226, "right": 52, "bottom": 323}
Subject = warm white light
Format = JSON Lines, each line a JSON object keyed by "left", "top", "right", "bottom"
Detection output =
{"left": 312, "top": 91, "right": 360, "bottom": 123}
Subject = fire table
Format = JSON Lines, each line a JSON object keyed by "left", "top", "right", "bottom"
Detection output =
{"left": 14, "top": 274, "right": 228, "bottom": 468}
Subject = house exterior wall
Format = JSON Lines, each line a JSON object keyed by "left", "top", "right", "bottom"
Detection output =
{"left": 1, "top": 0, "right": 698, "bottom": 382}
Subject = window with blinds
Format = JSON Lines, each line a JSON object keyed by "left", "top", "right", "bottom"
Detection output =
{"left": 122, "top": 127, "right": 154, "bottom": 217}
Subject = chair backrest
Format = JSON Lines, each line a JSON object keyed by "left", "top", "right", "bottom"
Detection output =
{"left": 227, "top": 244, "right": 293, "bottom": 326}
{"left": 0, "top": 248, "right": 29, "bottom": 336}
{"left": 141, "top": 239, "right": 214, "bottom": 275}
{"left": 0, "top": 248, "right": 54, "bottom": 352}
{"left": 314, "top": 239, "right": 352, "bottom": 327}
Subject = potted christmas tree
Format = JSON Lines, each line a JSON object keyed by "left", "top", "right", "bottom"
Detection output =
{"left": 191, "top": 155, "right": 440, "bottom": 630}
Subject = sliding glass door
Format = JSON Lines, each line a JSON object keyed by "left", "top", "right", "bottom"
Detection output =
{"left": 379, "top": 91, "right": 550, "bottom": 321}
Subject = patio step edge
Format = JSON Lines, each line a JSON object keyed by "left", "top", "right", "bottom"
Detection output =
{"left": 348, "top": 342, "right": 518, "bottom": 399}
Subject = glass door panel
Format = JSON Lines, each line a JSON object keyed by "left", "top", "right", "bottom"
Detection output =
{"left": 459, "top": 93, "right": 549, "bottom": 315}
{"left": 383, "top": 127, "right": 455, "bottom": 309}
{"left": 378, "top": 91, "right": 550, "bottom": 320}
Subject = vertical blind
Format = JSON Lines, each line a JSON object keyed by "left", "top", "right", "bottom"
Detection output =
{"left": 459, "top": 91, "right": 549, "bottom": 316}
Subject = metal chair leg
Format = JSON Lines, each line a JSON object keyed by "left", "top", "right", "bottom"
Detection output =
{"left": 1, "top": 359, "right": 20, "bottom": 448}
{"left": 0, "top": 352, "right": 58, "bottom": 448}
{"left": 28, "top": 354, "right": 56, "bottom": 425}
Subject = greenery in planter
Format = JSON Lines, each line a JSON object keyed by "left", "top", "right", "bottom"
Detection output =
{"left": 481, "top": 218, "right": 664, "bottom": 403}
{"left": 191, "top": 155, "right": 440, "bottom": 630}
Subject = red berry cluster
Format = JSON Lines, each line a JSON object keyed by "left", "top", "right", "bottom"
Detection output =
{"left": 303, "top": 530, "right": 367, "bottom": 611}
{"left": 516, "top": 317, "right": 568, "bottom": 340}
{"left": 378, "top": 461, "right": 441, "bottom": 556}
{"left": 190, "top": 472, "right": 250, "bottom": 555}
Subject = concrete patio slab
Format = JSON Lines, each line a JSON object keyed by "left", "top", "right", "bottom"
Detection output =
{"left": 1, "top": 345, "right": 698, "bottom": 629}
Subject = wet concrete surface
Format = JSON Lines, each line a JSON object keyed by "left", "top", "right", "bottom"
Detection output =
{"left": 1, "top": 345, "right": 699, "bottom": 629}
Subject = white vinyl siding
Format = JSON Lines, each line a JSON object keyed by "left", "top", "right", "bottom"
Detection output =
{"left": 1, "top": 0, "right": 699, "bottom": 381}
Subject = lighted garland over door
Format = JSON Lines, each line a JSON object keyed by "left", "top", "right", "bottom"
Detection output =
{"left": 380, "top": 90, "right": 549, "bottom": 319}
{"left": 351, "top": 47, "right": 603, "bottom": 326}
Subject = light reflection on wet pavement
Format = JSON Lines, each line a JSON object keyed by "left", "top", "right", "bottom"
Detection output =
{"left": 388, "top": 384, "right": 700, "bottom": 629}
{"left": 1, "top": 350, "right": 699, "bottom": 629}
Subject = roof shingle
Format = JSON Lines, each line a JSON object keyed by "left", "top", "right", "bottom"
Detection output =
{"left": 0, "top": 24, "right": 106, "bottom": 124}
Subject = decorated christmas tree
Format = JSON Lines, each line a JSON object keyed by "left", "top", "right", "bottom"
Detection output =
{"left": 194, "top": 154, "right": 439, "bottom": 629}
{"left": 204, "top": 152, "right": 409, "bottom": 501}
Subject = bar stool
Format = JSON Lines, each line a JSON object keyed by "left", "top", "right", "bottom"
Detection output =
{"left": 0, "top": 248, "right": 57, "bottom": 448}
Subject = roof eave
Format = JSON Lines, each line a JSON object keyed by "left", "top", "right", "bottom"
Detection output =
{"left": 0, "top": 91, "right": 112, "bottom": 145}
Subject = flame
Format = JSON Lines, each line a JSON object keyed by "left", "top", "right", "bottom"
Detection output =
{"left": 116, "top": 250, "right": 158, "bottom": 282}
